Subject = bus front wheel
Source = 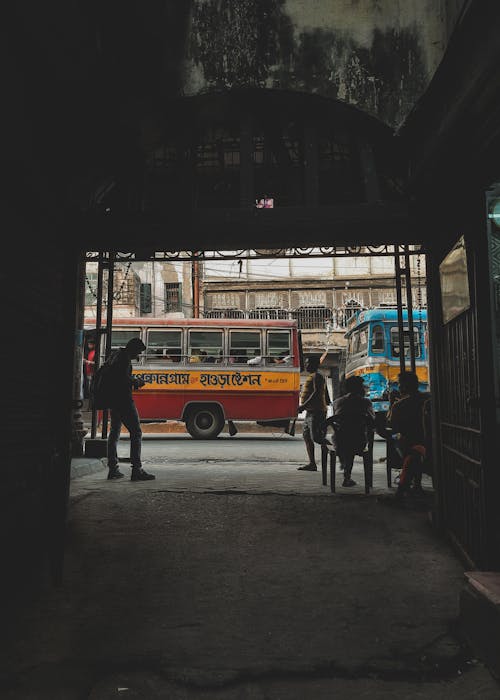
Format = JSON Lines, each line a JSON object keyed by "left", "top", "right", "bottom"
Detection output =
{"left": 185, "top": 405, "right": 225, "bottom": 439}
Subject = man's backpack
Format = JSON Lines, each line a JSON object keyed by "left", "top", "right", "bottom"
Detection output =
{"left": 90, "top": 356, "right": 117, "bottom": 410}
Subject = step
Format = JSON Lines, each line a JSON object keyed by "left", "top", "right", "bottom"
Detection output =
{"left": 459, "top": 571, "right": 500, "bottom": 679}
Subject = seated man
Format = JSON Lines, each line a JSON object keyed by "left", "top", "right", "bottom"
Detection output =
{"left": 387, "top": 370, "right": 429, "bottom": 498}
{"left": 330, "top": 375, "right": 375, "bottom": 487}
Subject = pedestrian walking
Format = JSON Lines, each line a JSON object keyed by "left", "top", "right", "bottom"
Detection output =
{"left": 297, "top": 355, "right": 330, "bottom": 472}
{"left": 105, "top": 337, "right": 155, "bottom": 481}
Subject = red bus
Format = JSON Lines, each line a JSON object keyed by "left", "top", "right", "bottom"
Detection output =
{"left": 85, "top": 317, "right": 302, "bottom": 438}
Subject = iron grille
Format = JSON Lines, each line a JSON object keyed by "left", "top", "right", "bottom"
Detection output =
{"left": 293, "top": 306, "right": 331, "bottom": 330}
{"left": 164, "top": 283, "right": 182, "bottom": 313}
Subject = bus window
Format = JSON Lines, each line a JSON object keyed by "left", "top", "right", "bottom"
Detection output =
{"left": 268, "top": 330, "right": 291, "bottom": 363}
{"left": 347, "top": 334, "right": 355, "bottom": 355}
{"left": 390, "top": 328, "right": 421, "bottom": 358}
{"left": 371, "top": 324, "right": 385, "bottom": 354}
{"left": 350, "top": 330, "right": 360, "bottom": 354}
{"left": 146, "top": 329, "right": 182, "bottom": 362}
{"left": 358, "top": 328, "right": 368, "bottom": 354}
{"left": 111, "top": 330, "right": 141, "bottom": 351}
{"left": 229, "top": 331, "right": 261, "bottom": 364}
{"left": 189, "top": 330, "right": 223, "bottom": 363}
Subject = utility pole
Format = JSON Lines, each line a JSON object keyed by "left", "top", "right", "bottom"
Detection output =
{"left": 192, "top": 252, "right": 200, "bottom": 318}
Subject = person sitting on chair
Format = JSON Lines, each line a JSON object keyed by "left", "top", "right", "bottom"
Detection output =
{"left": 330, "top": 375, "right": 375, "bottom": 487}
{"left": 387, "top": 370, "right": 429, "bottom": 499}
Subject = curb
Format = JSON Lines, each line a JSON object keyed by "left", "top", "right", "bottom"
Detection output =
{"left": 71, "top": 457, "right": 107, "bottom": 480}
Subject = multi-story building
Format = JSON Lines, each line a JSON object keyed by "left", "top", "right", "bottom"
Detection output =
{"left": 84, "top": 251, "right": 426, "bottom": 387}
{"left": 83, "top": 260, "right": 193, "bottom": 320}
{"left": 201, "top": 251, "right": 427, "bottom": 381}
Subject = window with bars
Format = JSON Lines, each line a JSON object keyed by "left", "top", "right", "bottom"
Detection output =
{"left": 164, "top": 283, "right": 182, "bottom": 312}
{"left": 249, "top": 308, "right": 289, "bottom": 320}
{"left": 140, "top": 283, "right": 152, "bottom": 314}
{"left": 336, "top": 301, "right": 362, "bottom": 328}
{"left": 293, "top": 306, "right": 331, "bottom": 330}
{"left": 204, "top": 309, "right": 245, "bottom": 319}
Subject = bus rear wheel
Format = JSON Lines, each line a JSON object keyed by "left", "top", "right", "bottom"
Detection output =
{"left": 185, "top": 405, "right": 225, "bottom": 439}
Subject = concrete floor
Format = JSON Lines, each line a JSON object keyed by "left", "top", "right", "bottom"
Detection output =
{"left": 2, "top": 441, "right": 499, "bottom": 699}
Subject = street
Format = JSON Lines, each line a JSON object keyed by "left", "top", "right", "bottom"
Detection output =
{"left": 103, "top": 431, "right": 433, "bottom": 496}
{"left": 7, "top": 433, "right": 496, "bottom": 699}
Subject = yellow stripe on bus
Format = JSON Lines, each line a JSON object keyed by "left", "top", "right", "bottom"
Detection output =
{"left": 346, "top": 364, "right": 429, "bottom": 383}
{"left": 133, "top": 369, "right": 300, "bottom": 392}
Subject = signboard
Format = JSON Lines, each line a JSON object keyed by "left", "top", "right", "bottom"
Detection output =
{"left": 439, "top": 236, "right": 470, "bottom": 324}
{"left": 133, "top": 369, "right": 299, "bottom": 392}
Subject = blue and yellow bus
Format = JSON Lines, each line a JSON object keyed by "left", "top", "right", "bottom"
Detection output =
{"left": 343, "top": 308, "right": 429, "bottom": 414}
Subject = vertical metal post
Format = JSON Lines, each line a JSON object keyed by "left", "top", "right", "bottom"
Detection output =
{"left": 90, "top": 253, "right": 105, "bottom": 439}
{"left": 192, "top": 252, "right": 200, "bottom": 318}
{"left": 404, "top": 245, "right": 416, "bottom": 373}
{"left": 100, "top": 252, "right": 115, "bottom": 439}
{"left": 395, "top": 248, "right": 406, "bottom": 376}
{"left": 71, "top": 253, "right": 87, "bottom": 457}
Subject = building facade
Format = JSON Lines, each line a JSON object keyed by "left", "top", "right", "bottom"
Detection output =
{"left": 201, "top": 251, "right": 427, "bottom": 373}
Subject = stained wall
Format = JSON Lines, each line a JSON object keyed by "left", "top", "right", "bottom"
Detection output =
{"left": 184, "top": 0, "right": 454, "bottom": 127}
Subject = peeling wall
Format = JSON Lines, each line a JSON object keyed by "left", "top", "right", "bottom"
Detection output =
{"left": 184, "top": 0, "right": 450, "bottom": 127}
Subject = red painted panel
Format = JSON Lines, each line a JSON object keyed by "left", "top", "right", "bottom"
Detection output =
{"left": 133, "top": 390, "right": 298, "bottom": 421}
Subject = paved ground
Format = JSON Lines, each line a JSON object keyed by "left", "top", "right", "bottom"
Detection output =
{"left": 2, "top": 436, "right": 499, "bottom": 699}
{"left": 90, "top": 432, "right": 431, "bottom": 497}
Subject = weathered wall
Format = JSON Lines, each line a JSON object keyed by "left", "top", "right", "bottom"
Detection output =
{"left": 184, "top": 0, "right": 449, "bottom": 127}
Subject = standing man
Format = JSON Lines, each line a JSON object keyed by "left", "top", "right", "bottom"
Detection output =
{"left": 106, "top": 337, "right": 155, "bottom": 482}
{"left": 297, "top": 355, "right": 330, "bottom": 472}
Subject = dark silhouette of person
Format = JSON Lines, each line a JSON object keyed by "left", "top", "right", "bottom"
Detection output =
{"left": 330, "top": 375, "right": 375, "bottom": 487}
{"left": 106, "top": 338, "right": 155, "bottom": 481}
{"left": 387, "top": 370, "right": 429, "bottom": 498}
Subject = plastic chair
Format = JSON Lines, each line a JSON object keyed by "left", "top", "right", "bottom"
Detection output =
{"left": 321, "top": 421, "right": 374, "bottom": 495}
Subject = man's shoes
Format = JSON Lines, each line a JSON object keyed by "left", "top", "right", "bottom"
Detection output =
{"left": 297, "top": 464, "right": 318, "bottom": 471}
{"left": 131, "top": 468, "right": 156, "bottom": 481}
{"left": 409, "top": 485, "right": 425, "bottom": 497}
{"left": 342, "top": 477, "right": 357, "bottom": 487}
{"left": 107, "top": 467, "right": 124, "bottom": 480}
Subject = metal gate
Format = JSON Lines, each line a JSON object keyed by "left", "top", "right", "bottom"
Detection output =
{"left": 429, "top": 234, "right": 496, "bottom": 569}
{"left": 435, "top": 303, "right": 485, "bottom": 567}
